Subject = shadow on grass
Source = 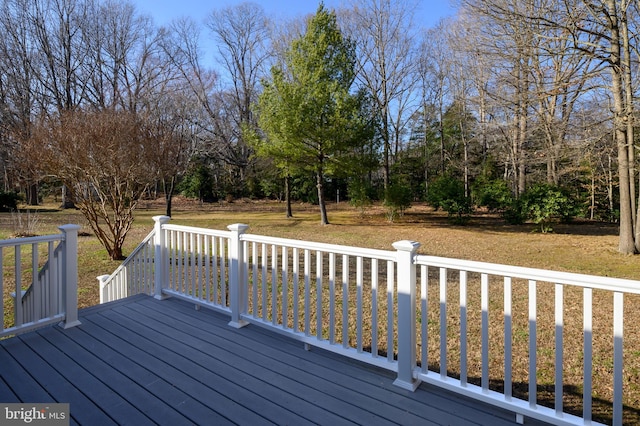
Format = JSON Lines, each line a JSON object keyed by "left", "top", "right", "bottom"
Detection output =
{"left": 426, "top": 362, "right": 633, "bottom": 423}
{"left": 398, "top": 209, "right": 619, "bottom": 237}
{"left": 368, "top": 346, "right": 636, "bottom": 424}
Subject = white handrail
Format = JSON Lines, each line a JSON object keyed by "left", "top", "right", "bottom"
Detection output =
{"left": 242, "top": 233, "right": 396, "bottom": 261}
{"left": 0, "top": 233, "right": 62, "bottom": 248}
{"left": 412, "top": 256, "right": 611, "bottom": 425}
{"left": 415, "top": 254, "right": 640, "bottom": 294}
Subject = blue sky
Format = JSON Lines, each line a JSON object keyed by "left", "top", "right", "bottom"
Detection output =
{"left": 132, "top": 0, "right": 457, "bottom": 28}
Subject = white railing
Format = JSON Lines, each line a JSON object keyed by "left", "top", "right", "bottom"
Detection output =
{"left": 99, "top": 215, "right": 640, "bottom": 425}
{"left": 412, "top": 256, "right": 640, "bottom": 426}
{"left": 20, "top": 243, "right": 64, "bottom": 323}
{"left": 97, "top": 229, "right": 157, "bottom": 303}
{"left": 159, "top": 221, "right": 235, "bottom": 312}
{"left": 0, "top": 225, "right": 81, "bottom": 337}
{"left": 239, "top": 232, "right": 400, "bottom": 372}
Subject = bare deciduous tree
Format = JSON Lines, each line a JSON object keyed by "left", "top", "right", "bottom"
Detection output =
{"left": 30, "top": 0, "right": 91, "bottom": 113}
{"left": 341, "top": 0, "right": 420, "bottom": 189}
{"left": 0, "top": 0, "right": 41, "bottom": 203}
{"left": 206, "top": 2, "right": 272, "bottom": 192}
{"left": 460, "top": 0, "right": 639, "bottom": 253}
{"left": 37, "top": 109, "right": 160, "bottom": 260}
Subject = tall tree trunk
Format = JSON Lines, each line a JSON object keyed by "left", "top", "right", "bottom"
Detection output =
{"left": 609, "top": 153, "right": 615, "bottom": 221}
{"left": 607, "top": 0, "right": 636, "bottom": 253}
{"left": 479, "top": 85, "right": 488, "bottom": 170}
{"left": 439, "top": 99, "right": 445, "bottom": 174}
{"left": 460, "top": 116, "right": 469, "bottom": 198}
{"left": 60, "top": 185, "right": 75, "bottom": 209}
{"left": 26, "top": 182, "right": 39, "bottom": 205}
{"left": 518, "top": 118, "right": 527, "bottom": 195}
{"left": 382, "top": 107, "right": 391, "bottom": 191}
{"left": 285, "top": 174, "right": 292, "bottom": 218}
{"left": 164, "top": 176, "right": 175, "bottom": 217}
{"left": 317, "top": 167, "right": 329, "bottom": 225}
{"left": 516, "top": 57, "right": 528, "bottom": 196}
{"left": 636, "top": 178, "right": 640, "bottom": 251}
{"left": 590, "top": 172, "right": 596, "bottom": 221}
{"left": 621, "top": 9, "right": 636, "bottom": 232}
{"left": 620, "top": 8, "right": 637, "bottom": 251}
{"left": 423, "top": 106, "right": 429, "bottom": 197}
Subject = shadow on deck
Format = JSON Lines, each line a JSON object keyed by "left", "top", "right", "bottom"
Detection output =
{"left": 0, "top": 295, "right": 549, "bottom": 425}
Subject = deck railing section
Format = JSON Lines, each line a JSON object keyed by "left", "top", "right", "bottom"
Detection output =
{"left": 0, "top": 224, "right": 81, "bottom": 337}
{"left": 97, "top": 230, "right": 157, "bottom": 303}
{"left": 99, "top": 216, "right": 640, "bottom": 425}
{"left": 412, "top": 256, "right": 640, "bottom": 426}
{"left": 21, "top": 243, "right": 63, "bottom": 323}
{"left": 159, "top": 222, "right": 233, "bottom": 313}
{"left": 239, "top": 232, "right": 400, "bottom": 372}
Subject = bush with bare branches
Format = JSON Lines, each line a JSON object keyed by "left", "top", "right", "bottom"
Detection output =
{"left": 36, "top": 109, "right": 160, "bottom": 260}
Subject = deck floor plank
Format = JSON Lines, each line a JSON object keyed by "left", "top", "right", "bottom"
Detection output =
{"left": 95, "top": 306, "right": 352, "bottom": 426}
{"left": 73, "top": 316, "right": 249, "bottom": 425}
{"left": 126, "top": 299, "right": 441, "bottom": 426}
{"left": 84, "top": 310, "right": 313, "bottom": 426}
{"left": 35, "top": 326, "right": 196, "bottom": 426}
{"left": 2, "top": 335, "right": 116, "bottom": 425}
{"left": 0, "top": 343, "right": 55, "bottom": 404}
{"left": 140, "top": 297, "right": 521, "bottom": 426}
{"left": 18, "top": 330, "right": 152, "bottom": 426}
{"left": 0, "top": 377, "right": 18, "bottom": 403}
{"left": 111, "top": 301, "right": 431, "bottom": 426}
{"left": 244, "top": 322, "right": 521, "bottom": 425}
{"left": 0, "top": 295, "right": 550, "bottom": 426}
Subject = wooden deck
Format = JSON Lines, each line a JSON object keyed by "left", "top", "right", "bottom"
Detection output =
{"left": 0, "top": 295, "right": 550, "bottom": 425}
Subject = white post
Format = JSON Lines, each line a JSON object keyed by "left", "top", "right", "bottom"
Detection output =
{"left": 96, "top": 275, "right": 110, "bottom": 304}
{"left": 59, "top": 224, "right": 82, "bottom": 329}
{"left": 392, "top": 240, "right": 421, "bottom": 391}
{"left": 228, "top": 223, "right": 249, "bottom": 328}
{"left": 153, "top": 216, "right": 171, "bottom": 300}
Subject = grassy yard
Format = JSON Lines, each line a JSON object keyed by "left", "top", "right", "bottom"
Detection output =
{"left": 1, "top": 197, "right": 639, "bottom": 424}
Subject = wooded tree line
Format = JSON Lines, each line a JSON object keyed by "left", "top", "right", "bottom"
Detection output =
{"left": 1, "top": 0, "right": 640, "bottom": 256}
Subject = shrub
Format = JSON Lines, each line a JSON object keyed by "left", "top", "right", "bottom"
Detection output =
{"left": 473, "top": 177, "right": 513, "bottom": 212}
{"left": 508, "top": 183, "right": 577, "bottom": 232}
{"left": 11, "top": 209, "right": 40, "bottom": 237}
{"left": 427, "top": 175, "right": 472, "bottom": 224}
{"left": 442, "top": 197, "right": 473, "bottom": 224}
{"left": 348, "top": 178, "right": 374, "bottom": 217}
{"left": 503, "top": 200, "right": 526, "bottom": 225}
{"left": 179, "top": 164, "right": 216, "bottom": 202}
{"left": 0, "top": 191, "right": 21, "bottom": 212}
{"left": 384, "top": 181, "right": 412, "bottom": 222}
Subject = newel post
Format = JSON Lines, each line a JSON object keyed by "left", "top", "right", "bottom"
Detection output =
{"left": 97, "top": 275, "right": 109, "bottom": 304}
{"left": 153, "top": 215, "right": 171, "bottom": 300}
{"left": 59, "top": 224, "right": 82, "bottom": 329}
{"left": 228, "top": 223, "right": 249, "bottom": 328}
{"left": 393, "top": 240, "right": 421, "bottom": 391}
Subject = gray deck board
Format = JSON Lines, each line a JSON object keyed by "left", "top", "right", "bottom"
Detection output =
{"left": 65, "top": 318, "right": 241, "bottom": 425}
{"left": 83, "top": 312, "right": 300, "bottom": 425}
{"left": 94, "top": 308, "right": 346, "bottom": 426}
{"left": 2, "top": 335, "right": 116, "bottom": 425}
{"left": 36, "top": 326, "right": 195, "bottom": 426}
{"left": 18, "top": 330, "right": 151, "bottom": 425}
{"left": 0, "top": 295, "right": 550, "bottom": 425}
{"left": 113, "top": 301, "right": 426, "bottom": 426}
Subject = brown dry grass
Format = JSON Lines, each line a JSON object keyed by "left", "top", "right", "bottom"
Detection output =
{"left": 2, "top": 197, "right": 639, "bottom": 424}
